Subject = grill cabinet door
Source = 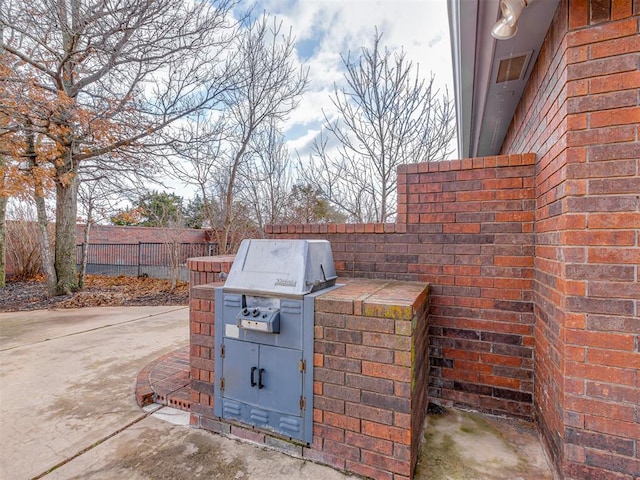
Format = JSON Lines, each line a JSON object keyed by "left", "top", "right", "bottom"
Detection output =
{"left": 222, "top": 339, "right": 258, "bottom": 405}
{"left": 222, "top": 340, "right": 302, "bottom": 417}
{"left": 214, "top": 286, "right": 316, "bottom": 443}
{"left": 257, "top": 345, "right": 302, "bottom": 416}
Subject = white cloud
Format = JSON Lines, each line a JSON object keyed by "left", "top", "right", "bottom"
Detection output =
{"left": 285, "top": 126, "right": 321, "bottom": 157}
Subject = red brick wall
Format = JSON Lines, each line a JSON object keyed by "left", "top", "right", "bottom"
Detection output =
{"left": 187, "top": 256, "right": 235, "bottom": 427}
{"left": 189, "top": 283, "right": 219, "bottom": 426}
{"left": 399, "top": 155, "right": 537, "bottom": 419}
{"left": 267, "top": 153, "right": 537, "bottom": 419}
{"left": 77, "top": 224, "right": 209, "bottom": 244}
{"left": 309, "top": 279, "right": 429, "bottom": 480}
{"left": 501, "top": 1, "right": 639, "bottom": 478}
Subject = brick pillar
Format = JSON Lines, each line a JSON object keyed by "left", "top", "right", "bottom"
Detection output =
{"left": 186, "top": 256, "right": 234, "bottom": 429}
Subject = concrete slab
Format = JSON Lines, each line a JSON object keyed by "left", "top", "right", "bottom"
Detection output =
{"left": 417, "top": 407, "right": 553, "bottom": 480}
{"left": 0, "top": 306, "right": 553, "bottom": 480}
{"left": 46, "top": 414, "right": 359, "bottom": 480}
{"left": 0, "top": 306, "right": 188, "bottom": 480}
{"left": 152, "top": 406, "right": 191, "bottom": 426}
{"left": 0, "top": 306, "right": 188, "bottom": 350}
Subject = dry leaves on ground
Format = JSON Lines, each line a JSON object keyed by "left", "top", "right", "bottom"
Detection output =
{"left": 0, "top": 275, "right": 189, "bottom": 312}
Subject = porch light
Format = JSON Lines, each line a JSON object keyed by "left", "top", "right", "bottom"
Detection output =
{"left": 491, "top": 0, "right": 528, "bottom": 40}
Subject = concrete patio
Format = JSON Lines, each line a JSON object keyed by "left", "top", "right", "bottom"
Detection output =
{"left": 0, "top": 306, "right": 553, "bottom": 479}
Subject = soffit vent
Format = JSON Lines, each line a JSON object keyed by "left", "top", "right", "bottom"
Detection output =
{"left": 496, "top": 54, "right": 529, "bottom": 83}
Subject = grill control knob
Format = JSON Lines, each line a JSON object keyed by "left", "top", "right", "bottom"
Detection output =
{"left": 252, "top": 308, "right": 260, "bottom": 317}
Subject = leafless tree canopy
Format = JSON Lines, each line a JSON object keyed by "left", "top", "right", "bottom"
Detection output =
{"left": 237, "top": 119, "right": 293, "bottom": 233}
{"left": 301, "top": 30, "right": 456, "bottom": 223}
{"left": 3, "top": 4, "right": 453, "bottom": 290}
{"left": 166, "top": 14, "right": 308, "bottom": 253}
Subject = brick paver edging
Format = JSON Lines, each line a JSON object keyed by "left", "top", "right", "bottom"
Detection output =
{"left": 135, "top": 346, "right": 192, "bottom": 412}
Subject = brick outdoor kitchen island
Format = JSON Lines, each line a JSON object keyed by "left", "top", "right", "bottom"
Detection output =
{"left": 188, "top": 256, "right": 430, "bottom": 480}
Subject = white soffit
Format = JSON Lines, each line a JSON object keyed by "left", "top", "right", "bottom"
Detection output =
{"left": 448, "top": 0, "right": 559, "bottom": 158}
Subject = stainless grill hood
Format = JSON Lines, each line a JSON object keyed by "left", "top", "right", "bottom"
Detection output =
{"left": 223, "top": 239, "right": 338, "bottom": 297}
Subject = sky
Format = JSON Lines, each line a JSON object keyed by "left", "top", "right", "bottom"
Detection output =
{"left": 238, "top": 0, "right": 455, "bottom": 159}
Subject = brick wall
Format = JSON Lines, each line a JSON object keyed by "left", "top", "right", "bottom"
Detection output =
{"left": 187, "top": 256, "right": 234, "bottom": 427}
{"left": 189, "top": 283, "right": 219, "bottom": 426}
{"left": 77, "top": 224, "right": 209, "bottom": 244}
{"left": 501, "top": 1, "right": 639, "bottom": 478}
{"left": 4, "top": 223, "right": 211, "bottom": 277}
{"left": 267, "top": 153, "right": 537, "bottom": 419}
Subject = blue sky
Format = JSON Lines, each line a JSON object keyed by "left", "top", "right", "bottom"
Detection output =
{"left": 239, "top": 0, "right": 454, "bottom": 158}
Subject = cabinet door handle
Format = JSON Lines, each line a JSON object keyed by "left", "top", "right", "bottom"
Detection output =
{"left": 258, "top": 368, "right": 265, "bottom": 389}
{"left": 250, "top": 366, "right": 257, "bottom": 387}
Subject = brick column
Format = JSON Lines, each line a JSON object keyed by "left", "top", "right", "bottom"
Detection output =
{"left": 187, "top": 256, "right": 234, "bottom": 429}
{"left": 309, "top": 279, "right": 429, "bottom": 480}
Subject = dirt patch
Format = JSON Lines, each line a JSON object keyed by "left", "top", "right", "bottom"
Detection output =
{"left": 0, "top": 275, "right": 189, "bottom": 312}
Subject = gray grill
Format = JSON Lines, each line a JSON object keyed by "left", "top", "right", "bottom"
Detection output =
{"left": 223, "top": 239, "right": 337, "bottom": 296}
{"left": 214, "top": 239, "right": 338, "bottom": 443}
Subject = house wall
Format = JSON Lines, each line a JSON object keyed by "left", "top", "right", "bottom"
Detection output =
{"left": 501, "top": 1, "right": 639, "bottom": 478}
{"left": 267, "top": 153, "right": 538, "bottom": 419}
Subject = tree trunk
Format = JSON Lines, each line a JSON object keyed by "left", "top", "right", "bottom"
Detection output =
{"left": 54, "top": 171, "right": 79, "bottom": 295}
{"left": 78, "top": 219, "right": 91, "bottom": 290}
{"left": 170, "top": 239, "right": 179, "bottom": 292}
{"left": 26, "top": 130, "right": 57, "bottom": 296}
{"left": 34, "top": 190, "right": 57, "bottom": 296}
{"left": 221, "top": 173, "right": 235, "bottom": 255}
{"left": 221, "top": 132, "right": 252, "bottom": 255}
{"left": 0, "top": 194, "right": 6, "bottom": 288}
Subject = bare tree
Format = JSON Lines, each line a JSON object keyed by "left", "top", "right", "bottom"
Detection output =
{"left": 77, "top": 178, "right": 116, "bottom": 289}
{"left": 77, "top": 181, "right": 96, "bottom": 290}
{"left": 217, "top": 15, "right": 307, "bottom": 252}
{"left": 239, "top": 119, "right": 294, "bottom": 234}
{"left": 0, "top": 151, "right": 15, "bottom": 287}
{"left": 0, "top": 35, "right": 25, "bottom": 287}
{"left": 0, "top": 156, "right": 8, "bottom": 286}
{"left": 143, "top": 215, "right": 188, "bottom": 293}
{"left": 164, "top": 110, "right": 225, "bottom": 233}
{"left": 301, "top": 30, "right": 455, "bottom": 223}
{"left": 167, "top": 13, "right": 308, "bottom": 253}
{"left": 1, "top": 0, "right": 238, "bottom": 294}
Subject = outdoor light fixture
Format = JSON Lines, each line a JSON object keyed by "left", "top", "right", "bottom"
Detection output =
{"left": 491, "top": 0, "right": 529, "bottom": 40}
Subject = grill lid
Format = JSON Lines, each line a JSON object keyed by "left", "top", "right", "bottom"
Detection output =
{"left": 223, "top": 239, "right": 337, "bottom": 296}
